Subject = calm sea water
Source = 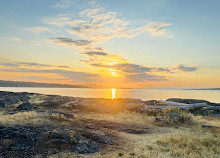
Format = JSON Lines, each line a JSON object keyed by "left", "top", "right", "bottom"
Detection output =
{"left": 0, "top": 87, "right": 220, "bottom": 103}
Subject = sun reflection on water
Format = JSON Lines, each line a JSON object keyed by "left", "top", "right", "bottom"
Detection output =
{"left": 111, "top": 88, "right": 116, "bottom": 99}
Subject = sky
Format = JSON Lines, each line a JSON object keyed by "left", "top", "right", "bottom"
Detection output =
{"left": 0, "top": 0, "right": 220, "bottom": 88}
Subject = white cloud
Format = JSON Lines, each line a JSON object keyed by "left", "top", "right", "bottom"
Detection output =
{"left": 67, "top": 8, "right": 135, "bottom": 43}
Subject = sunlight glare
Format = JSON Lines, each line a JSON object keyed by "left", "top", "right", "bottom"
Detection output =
{"left": 111, "top": 71, "right": 116, "bottom": 75}
{"left": 111, "top": 88, "right": 116, "bottom": 99}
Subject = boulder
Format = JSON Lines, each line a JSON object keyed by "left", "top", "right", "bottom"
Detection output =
{"left": 168, "top": 112, "right": 180, "bottom": 122}
{"left": 17, "top": 102, "right": 34, "bottom": 111}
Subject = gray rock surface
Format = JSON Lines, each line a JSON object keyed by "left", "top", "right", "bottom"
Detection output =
{"left": 17, "top": 102, "right": 34, "bottom": 111}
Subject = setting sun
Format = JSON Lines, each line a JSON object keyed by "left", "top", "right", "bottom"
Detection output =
{"left": 111, "top": 72, "right": 116, "bottom": 75}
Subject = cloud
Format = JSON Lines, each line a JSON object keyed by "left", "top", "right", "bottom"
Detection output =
{"left": 26, "top": 26, "right": 53, "bottom": 33}
{"left": 68, "top": 8, "right": 134, "bottom": 43}
{"left": 49, "top": 38, "right": 92, "bottom": 48}
{"left": 91, "top": 63, "right": 171, "bottom": 74}
{"left": 84, "top": 51, "right": 108, "bottom": 56}
{"left": 0, "top": 62, "right": 70, "bottom": 69}
{"left": 1, "top": 68, "right": 101, "bottom": 82}
{"left": 143, "top": 22, "right": 172, "bottom": 37}
{"left": 8, "top": 37, "right": 22, "bottom": 42}
{"left": 175, "top": 64, "right": 197, "bottom": 72}
{"left": 125, "top": 73, "right": 167, "bottom": 82}
{"left": 44, "top": 16, "right": 72, "bottom": 27}
{"left": 54, "top": 0, "right": 74, "bottom": 8}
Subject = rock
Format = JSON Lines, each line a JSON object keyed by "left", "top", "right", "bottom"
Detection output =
{"left": 80, "top": 130, "right": 115, "bottom": 145}
{"left": 168, "top": 112, "right": 180, "bottom": 122}
{"left": 9, "top": 140, "right": 35, "bottom": 151}
{"left": 204, "top": 106, "right": 220, "bottom": 112}
{"left": 202, "top": 124, "right": 220, "bottom": 129}
{"left": 166, "top": 98, "right": 220, "bottom": 106}
{"left": 17, "top": 102, "right": 34, "bottom": 111}
{"left": 0, "top": 100, "right": 6, "bottom": 108}
{"left": 48, "top": 111, "right": 74, "bottom": 119}
{"left": 211, "top": 114, "right": 220, "bottom": 117}
{"left": 166, "top": 98, "right": 210, "bottom": 104}
{"left": 145, "top": 100, "right": 159, "bottom": 105}
{"left": 155, "top": 116, "right": 167, "bottom": 122}
{"left": 71, "top": 138, "right": 99, "bottom": 154}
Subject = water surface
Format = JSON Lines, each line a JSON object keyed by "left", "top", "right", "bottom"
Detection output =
{"left": 0, "top": 87, "right": 220, "bottom": 103}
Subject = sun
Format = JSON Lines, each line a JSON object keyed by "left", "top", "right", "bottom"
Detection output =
{"left": 111, "top": 71, "right": 116, "bottom": 75}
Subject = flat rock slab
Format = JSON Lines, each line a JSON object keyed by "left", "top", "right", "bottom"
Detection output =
{"left": 0, "top": 124, "right": 116, "bottom": 157}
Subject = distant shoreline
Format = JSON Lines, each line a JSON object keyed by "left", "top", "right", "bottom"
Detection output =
{"left": 0, "top": 80, "right": 90, "bottom": 88}
{"left": 185, "top": 88, "right": 220, "bottom": 90}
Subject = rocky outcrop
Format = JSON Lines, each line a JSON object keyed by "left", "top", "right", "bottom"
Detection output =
{"left": 202, "top": 124, "right": 220, "bottom": 129}
{"left": 0, "top": 124, "right": 116, "bottom": 157}
{"left": 166, "top": 98, "right": 220, "bottom": 106}
{"left": 0, "top": 100, "right": 6, "bottom": 108}
{"left": 17, "top": 102, "right": 34, "bottom": 111}
{"left": 155, "top": 112, "right": 194, "bottom": 125}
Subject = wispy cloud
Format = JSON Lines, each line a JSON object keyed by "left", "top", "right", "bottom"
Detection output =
{"left": 1, "top": 68, "right": 101, "bottom": 82}
{"left": 68, "top": 8, "right": 134, "bottom": 43}
{"left": 0, "top": 61, "right": 70, "bottom": 69}
{"left": 54, "top": 0, "right": 74, "bottom": 8}
{"left": 91, "top": 63, "right": 172, "bottom": 73}
{"left": 83, "top": 51, "right": 108, "bottom": 56}
{"left": 125, "top": 73, "right": 167, "bottom": 82}
{"left": 143, "top": 22, "right": 172, "bottom": 37}
{"left": 26, "top": 26, "right": 53, "bottom": 33}
{"left": 8, "top": 37, "right": 22, "bottom": 42}
{"left": 48, "top": 38, "right": 92, "bottom": 49}
{"left": 175, "top": 64, "right": 197, "bottom": 72}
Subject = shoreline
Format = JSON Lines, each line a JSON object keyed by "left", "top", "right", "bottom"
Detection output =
{"left": 0, "top": 91, "right": 219, "bottom": 157}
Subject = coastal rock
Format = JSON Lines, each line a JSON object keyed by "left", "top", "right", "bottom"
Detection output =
{"left": 168, "top": 112, "right": 180, "bottom": 122}
{"left": 204, "top": 106, "right": 220, "bottom": 112}
{"left": 48, "top": 110, "right": 74, "bottom": 119}
{"left": 202, "top": 124, "right": 220, "bottom": 129}
{"left": 17, "top": 102, "right": 34, "bottom": 111}
{"left": 71, "top": 138, "right": 99, "bottom": 154}
{"left": 166, "top": 98, "right": 210, "bottom": 104}
{"left": 0, "top": 123, "right": 117, "bottom": 157}
{"left": 0, "top": 100, "right": 6, "bottom": 108}
{"left": 145, "top": 100, "right": 159, "bottom": 105}
{"left": 155, "top": 116, "right": 167, "bottom": 122}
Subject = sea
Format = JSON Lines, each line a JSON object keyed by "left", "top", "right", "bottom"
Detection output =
{"left": 0, "top": 87, "right": 220, "bottom": 103}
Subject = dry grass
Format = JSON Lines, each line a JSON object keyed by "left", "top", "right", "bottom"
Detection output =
{"left": 0, "top": 111, "right": 71, "bottom": 126}
{"left": 74, "top": 110, "right": 155, "bottom": 126}
{"left": 154, "top": 109, "right": 198, "bottom": 127}
{"left": 198, "top": 116, "right": 220, "bottom": 127}
{"left": 154, "top": 129, "right": 220, "bottom": 158}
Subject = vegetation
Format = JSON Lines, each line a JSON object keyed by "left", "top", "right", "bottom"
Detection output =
{"left": 0, "top": 92, "right": 219, "bottom": 158}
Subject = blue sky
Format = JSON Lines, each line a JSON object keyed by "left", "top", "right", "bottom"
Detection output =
{"left": 0, "top": 0, "right": 220, "bottom": 88}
